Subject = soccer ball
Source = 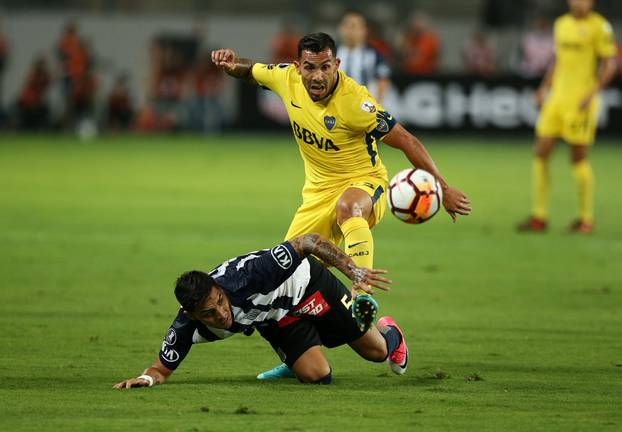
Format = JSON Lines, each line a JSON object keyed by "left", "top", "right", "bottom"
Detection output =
{"left": 387, "top": 168, "right": 443, "bottom": 224}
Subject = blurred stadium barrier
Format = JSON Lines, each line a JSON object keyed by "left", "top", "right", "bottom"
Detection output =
{"left": 240, "top": 75, "right": 622, "bottom": 133}
{"left": 1, "top": 6, "right": 621, "bottom": 134}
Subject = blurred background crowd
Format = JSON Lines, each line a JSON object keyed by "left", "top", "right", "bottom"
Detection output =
{"left": 0, "top": 0, "right": 621, "bottom": 135}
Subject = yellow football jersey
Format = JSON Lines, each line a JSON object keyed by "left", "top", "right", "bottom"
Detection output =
{"left": 251, "top": 63, "right": 395, "bottom": 189}
{"left": 551, "top": 12, "right": 616, "bottom": 100}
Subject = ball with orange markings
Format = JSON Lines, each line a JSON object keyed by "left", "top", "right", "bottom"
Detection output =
{"left": 387, "top": 168, "right": 443, "bottom": 224}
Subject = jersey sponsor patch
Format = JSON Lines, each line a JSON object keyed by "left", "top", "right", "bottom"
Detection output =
{"left": 271, "top": 244, "right": 293, "bottom": 269}
{"left": 361, "top": 100, "right": 377, "bottom": 113}
{"left": 165, "top": 328, "right": 177, "bottom": 345}
{"left": 292, "top": 291, "right": 330, "bottom": 317}
{"left": 244, "top": 309, "right": 261, "bottom": 321}
{"left": 277, "top": 290, "right": 331, "bottom": 327}
{"left": 292, "top": 121, "right": 340, "bottom": 151}
{"left": 161, "top": 342, "right": 180, "bottom": 363}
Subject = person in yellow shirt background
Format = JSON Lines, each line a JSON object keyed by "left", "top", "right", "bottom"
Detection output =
{"left": 519, "top": 0, "right": 617, "bottom": 234}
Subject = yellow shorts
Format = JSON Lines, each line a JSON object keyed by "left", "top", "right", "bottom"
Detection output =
{"left": 284, "top": 176, "right": 388, "bottom": 246}
{"left": 535, "top": 96, "right": 600, "bottom": 145}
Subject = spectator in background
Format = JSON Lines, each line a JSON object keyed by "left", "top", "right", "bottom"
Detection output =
{"left": 70, "top": 62, "right": 97, "bottom": 122}
{"left": 0, "top": 19, "right": 6, "bottom": 78}
{"left": 271, "top": 21, "right": 301, "bottom": 64}
{"left": 153, "top": 42, "right": 186, "bottom": 129}
{"left": 107, "top": 74, "right": 134, "bottom": 131}
{"left": 187, "top": 53, "right": 225, "bottom": 133}
{"left": 518, "top": 17, "right": 554, "bottom": 78}
{"left": 617, "top": 41, "right": 622, "bottom": 73}
{"left": 367, "top": 20, "right": 393, "bottom": 65}
{"left": 137, "top": 38, "right": 187, "bottom": 132}
{"left": 0, "top": 19, "right": 8, "bottom": 125}
{"left": 399, "top": 13, "right": 440, "bottom": 76}
{"left": 57, "top": 21, "right": 85, "bottom": 83}
{"left": 256, "top": 22, "right": 303, "bottom": 126}
{"left": 57, "top": 22, "right": 82, "bottom": 98}
{"left": 337, "top": 10, "right": 391, "bottom": 103}
{"left": 56, "top": 21, "right": 95, "bottom": 129}
{"left": 17, "top": 56, "right": 50, "bottom": 130}
{"left": 462, "top": 30, "right": 496, "bottom": 77}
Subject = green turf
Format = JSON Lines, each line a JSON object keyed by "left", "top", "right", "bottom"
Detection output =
{"left": 1, "top": 133, "right": 621, "bottom": 432}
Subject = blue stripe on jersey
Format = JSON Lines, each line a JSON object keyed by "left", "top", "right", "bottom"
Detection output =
{"left": 365, "top": 110, "right": 396, "bottom": 166}
{"left": 337, "top": 44, "right": 391, "bottom": 86}
{"left": 364, "top": 133, "right": 377, "bottom": 166}
{"left": 371, "top": 185, "right": 385, "bottom": 204}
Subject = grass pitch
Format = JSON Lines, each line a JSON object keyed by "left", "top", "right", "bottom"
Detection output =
{"left": 1, "top": 133, "right": 621, "bottom": 431}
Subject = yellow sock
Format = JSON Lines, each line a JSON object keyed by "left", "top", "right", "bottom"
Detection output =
{"left": 532, "top": 157, "right": 550, "bottom": 220}
{"left": 340, "top": 217, "right": 374, "bottom": 293}
{"left": 572, "top": 160, "right": 594, "bottom": 224}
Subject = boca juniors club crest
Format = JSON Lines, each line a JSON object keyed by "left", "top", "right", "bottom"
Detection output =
{"left": 324, "top": 116, "right": 336, "bottom": 131}
{"left": 376, "top": 119, "right": 389, "bottom": 133}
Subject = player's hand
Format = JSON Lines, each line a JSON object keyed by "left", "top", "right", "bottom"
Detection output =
{"left": 113, "top": 377, "right": 151, "bottom": 389}
{"left": 578, "top": 92, "right": 595, "bottom": 111}
{"left": 351, "top": 268, "right": 391, "bottom": 297}
{"left": 534, "top": 86, "right": 548, "bottom": 107}
{"left": 442, "top": 186, "right": 471, "bottom": 222}
{"left": 211, "top": 49, "right": 237, "bottom": 72}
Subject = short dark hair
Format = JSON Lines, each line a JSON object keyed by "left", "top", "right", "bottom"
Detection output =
{"left": 175, "top": 270, "right": 216, "bottom": 314}
{"left": 342, "top": 9, "right": 367, "bottom": 21}
{"left": 297, "top": 32, "right": 337, "bottom": 58}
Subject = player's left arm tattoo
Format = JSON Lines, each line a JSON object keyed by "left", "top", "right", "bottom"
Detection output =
{"left": 226, "top": 57, "right": 257, "bottom": 84}
{"left": 288, "top": 234, "right": 364, "bottom": 284}
{"left": 211, "top": 49, "right": 256, "bottom": 84}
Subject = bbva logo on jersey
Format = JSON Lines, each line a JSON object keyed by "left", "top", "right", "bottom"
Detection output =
{"left": 292, "top": 121, "right": 340, "bottom": 151}
{"left": 271, "top": 244, "right": 293, "bottom": 269}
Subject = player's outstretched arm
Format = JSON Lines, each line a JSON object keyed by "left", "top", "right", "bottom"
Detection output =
{"left": 382, "top": 123, "right": 472, "bottom": 222}
{"left": 113, "top": 357, "right": 173, "bottom": 389}
{"left": 288, "top": 233, "right": 391, "bottom": 295}
{"left": 211, "top": 48, "right": 257, "bottom": 85}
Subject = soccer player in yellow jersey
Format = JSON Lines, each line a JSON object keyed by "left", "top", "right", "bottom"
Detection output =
{"left": 212, "top": 33, "right": 470, "bottom": 378}
{"left": 519, "top": 0, "right": 617, "bottom": 234}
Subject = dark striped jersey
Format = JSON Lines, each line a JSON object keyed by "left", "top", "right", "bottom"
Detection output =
{"left": 159, "top": 241, "right": 312, "bottom": 370}
{"left": 337, "top": 44, "right": 390, "bottom": 88}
